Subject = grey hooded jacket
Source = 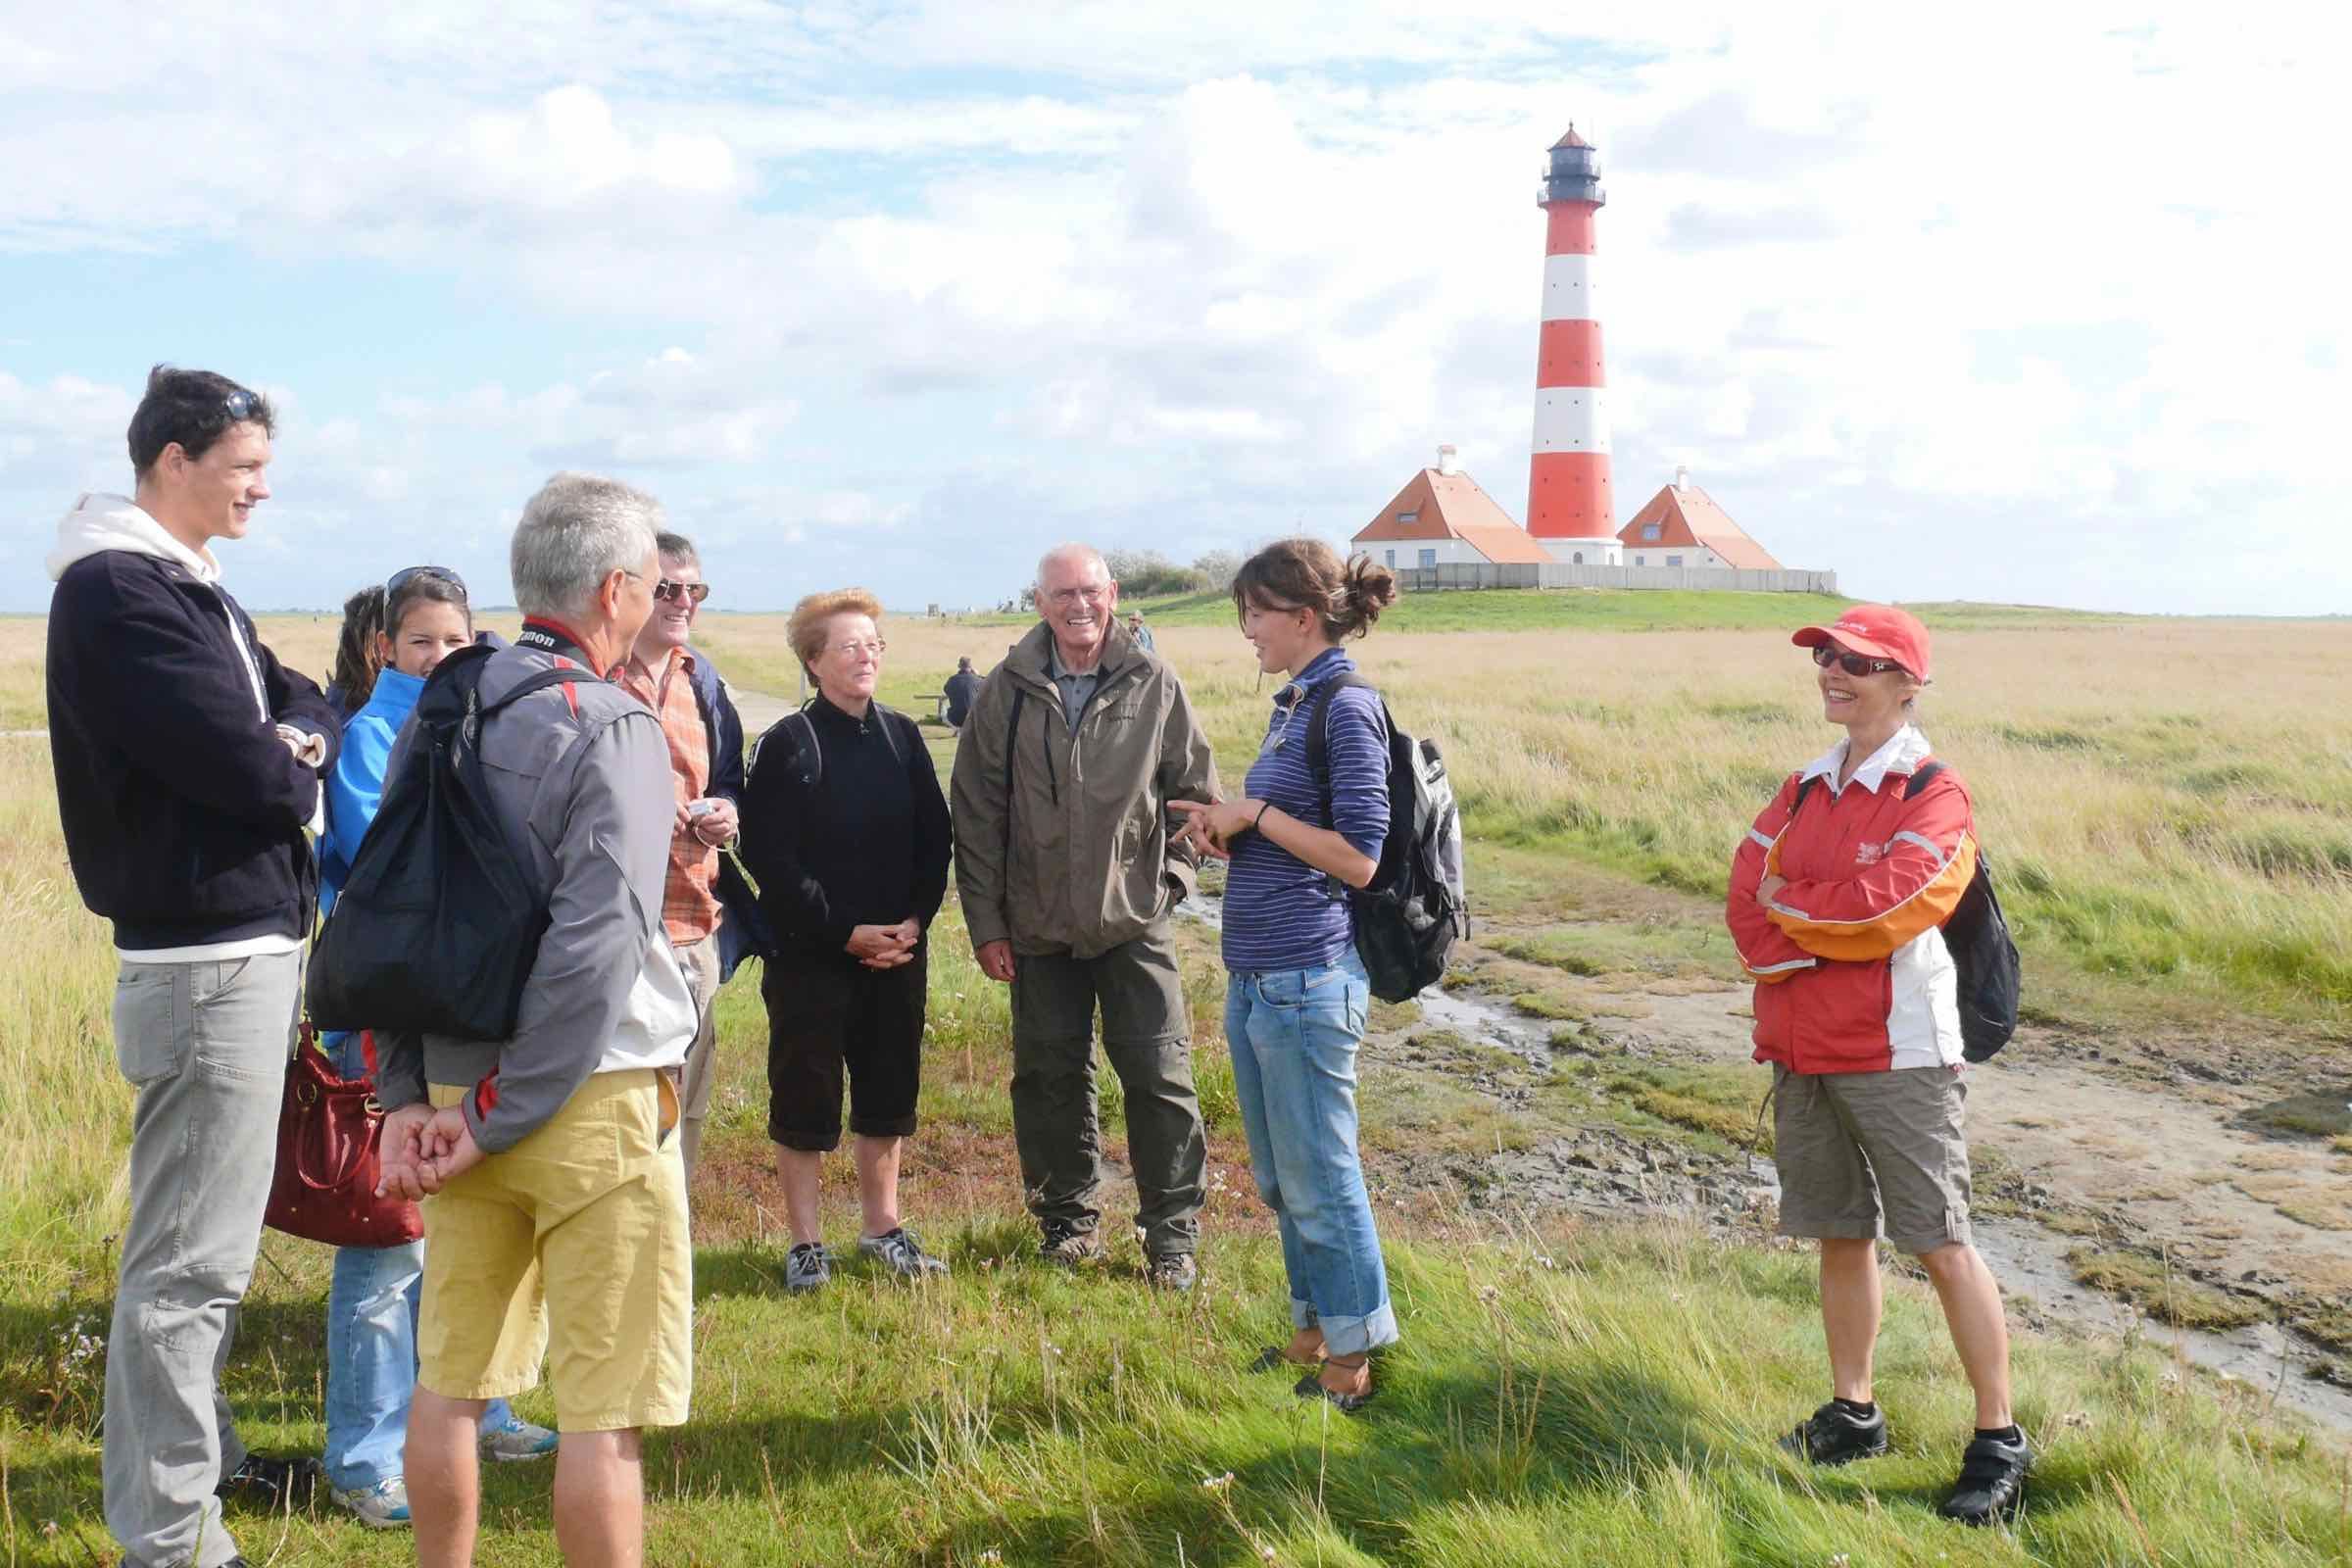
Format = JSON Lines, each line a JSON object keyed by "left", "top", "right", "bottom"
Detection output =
{"left": 374, "top": 641, "right": 696, "bottom": 1153}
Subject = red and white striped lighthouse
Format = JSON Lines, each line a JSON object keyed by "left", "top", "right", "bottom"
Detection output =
{"left": 1526, "top": 125, "right": 1618, "bottom": 561}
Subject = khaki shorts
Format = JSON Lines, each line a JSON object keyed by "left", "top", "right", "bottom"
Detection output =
{"left": 417, "top": 1070, "right": 692, "bottom": 1431}
{"left": 1772, "top": 1063, "right": 1973, "bottom": 1254}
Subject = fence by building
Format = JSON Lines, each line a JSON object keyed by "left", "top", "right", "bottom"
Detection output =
{"left": 1397, "top": 562, "right": 1838, "bottom": 595}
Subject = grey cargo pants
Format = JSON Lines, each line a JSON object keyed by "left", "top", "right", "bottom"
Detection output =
{"left": 104, "top": 951, "right": 301, "bottom": 1568}
{"left": 1008, "top": 921, "right": 1205, "bottom": 1257}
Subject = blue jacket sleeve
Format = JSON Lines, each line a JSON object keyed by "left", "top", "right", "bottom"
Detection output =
{"left": 320, "top": 710, "right": 399, "bottom": 904}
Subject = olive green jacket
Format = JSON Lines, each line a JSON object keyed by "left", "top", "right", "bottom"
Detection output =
{"left": 951, "top": 619, "right": 1219, "bottom": 959}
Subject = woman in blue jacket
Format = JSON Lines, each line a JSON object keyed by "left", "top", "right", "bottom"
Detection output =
{"left": 318, "top": 569, "right": 557, "bottom": 1528}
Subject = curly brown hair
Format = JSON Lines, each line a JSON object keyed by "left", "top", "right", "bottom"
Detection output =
{"left": 787, "top": 587, "right": 885, "bottom": 676}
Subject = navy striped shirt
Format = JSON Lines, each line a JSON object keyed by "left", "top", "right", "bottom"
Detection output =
{"left": 1221, "top": 647, "right": 1390, "bottom": 973}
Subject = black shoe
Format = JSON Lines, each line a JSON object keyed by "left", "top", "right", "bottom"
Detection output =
{"left": 1938, "top": 1430, "right": 2032, "bottom": 1526}
{"left": 216, "top": 1452, "right": 321, "bottom": 1510}
{"left": 1780, "top": 1401, "right": 1889, "bottom": 1466}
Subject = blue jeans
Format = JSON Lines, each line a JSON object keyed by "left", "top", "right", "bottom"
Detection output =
{"left": 1222, "top": 951, "right": 1397, "bottom": 1357}
{"left": 322, "top": 1032, "right": 516, "bottom": 1491}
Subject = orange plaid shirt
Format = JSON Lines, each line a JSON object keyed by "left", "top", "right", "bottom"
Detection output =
{"left": 617, "top": 646, "right": 722, "bottom": 946}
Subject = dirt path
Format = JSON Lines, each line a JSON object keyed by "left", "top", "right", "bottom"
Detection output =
{"left": 1179, "top": 888, "right": 2352, "bottom": 1429}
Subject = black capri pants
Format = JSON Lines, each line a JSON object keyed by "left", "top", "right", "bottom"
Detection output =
{"left": 763, "top": 942, "right": 926, "bottom": 1152}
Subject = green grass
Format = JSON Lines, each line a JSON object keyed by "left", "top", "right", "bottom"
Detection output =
{"left": 1123, "top": 587, "right": 1861, "bottom": 633}
{"left": 10, "top": 1217, "right": 2350, "bottom": 1565}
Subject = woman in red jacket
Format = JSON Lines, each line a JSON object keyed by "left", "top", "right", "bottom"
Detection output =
{"left": 1725, "top": 604, "right": 2029, "bottom": 1528}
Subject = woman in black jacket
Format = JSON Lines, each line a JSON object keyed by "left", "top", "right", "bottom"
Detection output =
{"left": 740, "top": 588, "right": 952, "bottom": 1292}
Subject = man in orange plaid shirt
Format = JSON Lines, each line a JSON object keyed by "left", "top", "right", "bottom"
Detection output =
{"left": 618, "top": 529, "right": 752, "bottom": 1179}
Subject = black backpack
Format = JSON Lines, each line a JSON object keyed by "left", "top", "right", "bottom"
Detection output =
{"left": 307, "top": 646, "right": 578, "bottom": 1041}
{"left": 1304, "top": 674, "right": 1469, "bottom": 1003}
{"left": 1790, "top": 760, "right": 2021, "bottom": 1062}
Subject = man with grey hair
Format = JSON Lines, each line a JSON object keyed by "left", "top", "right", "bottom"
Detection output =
{"left": 952, "top": 543, "right": 1218, "bottom": 1290}
{"left": 376, "top": 471, "right": 697, "bottom": 1568}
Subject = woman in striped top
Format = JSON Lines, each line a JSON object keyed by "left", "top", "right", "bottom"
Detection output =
{"left": 1172, "top": 538, "right": 1398, "bottom": 1412}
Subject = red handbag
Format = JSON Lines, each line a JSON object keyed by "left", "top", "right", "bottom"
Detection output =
{"left": 264, "top": 1025, "right": 425, "bottom": 1248}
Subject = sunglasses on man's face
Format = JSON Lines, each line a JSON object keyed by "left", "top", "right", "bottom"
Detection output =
{"left": 1811, "top": 645, "right": 1904, "bottom": 677}
{"left": 385, "top": 565, "right": 467, "bottom": 599}
{"left": 654, "top": 580, "right": 710, "bottom": 605}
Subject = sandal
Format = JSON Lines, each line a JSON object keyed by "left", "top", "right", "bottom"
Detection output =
{"left": 1295, "top": 1353, "right": 1374, "bottom": 1413}
{"left": 1250, "top": 1345, "right": 1321, "bottom": 1373}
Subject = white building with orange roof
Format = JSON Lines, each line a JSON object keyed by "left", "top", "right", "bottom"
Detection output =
{"left": 1351, "top": 445, "right": 1557, "bottom": 570}
{"left": 1618, "top": 466, "right": 1785, "bottom": 571}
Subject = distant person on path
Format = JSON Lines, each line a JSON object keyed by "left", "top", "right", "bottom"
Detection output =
{"left": 950, "top": 544, "right": 1218, "bottom": 1289}
{"left": 45, "top": 366, "right": 339, "bottom": 1568}
{"left": 1126, "top": 610, "right": 1155, "bottom": 653}
{"left": 942, "top": 655, "right": 981, "bottom": 729}
{"left": 374, "top": 472, "right": 698, "bottom": 1568}
{"left": 1724, "top": 604, "right": 2030, "bottom": 1527}
{"left": 614, "top": 530, "right": 761, "bottom": 1181}
{"left": 738, "top": 589, "right": 953, "bottom": 1290}
{"left": 1169, "top": 539, "right": 1399, "bottom": 1411}
{"left": 316, "top": 566, "right": 557, "bottom": 1530}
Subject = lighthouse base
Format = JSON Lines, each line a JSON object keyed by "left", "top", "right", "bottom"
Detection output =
{"left": 1539, "top": 535, "right": 1621, "bottom": 566}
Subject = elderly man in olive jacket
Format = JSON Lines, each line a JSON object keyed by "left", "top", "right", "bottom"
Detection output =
{"left": 952, "top": 543, "right": 1219, "bottom": 1291}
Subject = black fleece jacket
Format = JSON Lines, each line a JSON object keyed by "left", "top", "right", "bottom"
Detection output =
{"left": 47, "top": 550, "right": 339, "bottom": 950}
{"left": 738, "top": 697, "right": 951, "bottom": 960}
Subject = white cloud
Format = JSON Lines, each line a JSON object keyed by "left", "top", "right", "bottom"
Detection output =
{"left": 2, "top": 2, "right": 2346, "bottom": 612}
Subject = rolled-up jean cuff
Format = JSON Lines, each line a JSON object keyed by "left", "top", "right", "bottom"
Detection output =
{"left": 1291, "top": 1298, "right": 1318, "bottom": 1331}
{"left": 1315, "top": 1302, "right": 1399, "bottom": 1357}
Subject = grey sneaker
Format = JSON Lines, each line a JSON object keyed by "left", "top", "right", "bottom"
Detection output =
{"left": 478, "top": 1411, "right": 559, "bottom": 1462}
{"left": 785, "top": 1241, "right": 833, "bottom": 1293}
{"left": 858, "top": 1226, "right": 950, "bottom": 1278}
{"left": 329, "top": 1475, "right": 413, "bottom": 1530}
{"left": 1038, "top": 1222, "right": 1104, "bottom": 1267}
{"left": 1147, "top": 1251, "right": 1198, "bottom": 1293}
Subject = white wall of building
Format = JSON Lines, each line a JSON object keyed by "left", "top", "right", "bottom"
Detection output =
{"left": 1544, "top": 537, "right": 1621, "bottom": 565}
{"left": 1628, "top": 545, "right": 1723, "bottom": 569}
{"left": 1362, "top": 537, "right": 1505, "bottom": 568}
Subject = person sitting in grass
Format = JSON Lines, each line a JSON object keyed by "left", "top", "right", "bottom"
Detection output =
{"left": 316, "top": 567, "right": 559, "bottom": 1531}
{"left": 1724, "top": 603, "right": 2030, "bottom": 1527}
{"left": 738, "top": 588, "right": 954, "bottom": 1291}
{"left": 1170, "top": 538, "right": 1399, "bottom": 1412}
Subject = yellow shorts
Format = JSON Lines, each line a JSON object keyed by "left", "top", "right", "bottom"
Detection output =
{"left": 418, "top": 1070, "right": 692, "bottom": 1431}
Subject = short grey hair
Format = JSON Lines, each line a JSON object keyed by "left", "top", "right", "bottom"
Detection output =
{"left": 1035, "top": 542, "right": 1108, "bottom": 594}
{"left": 655, "top": 529, "right": 698, "bottom": 566}
{"left": 511, "top": 472, "right": 662, "bottom": 618}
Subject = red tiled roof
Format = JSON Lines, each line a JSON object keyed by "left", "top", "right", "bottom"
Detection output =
{"left": 1616, "top": 481, "right": 1784, "bottom": 569}
{"left": 1552, "top": 126, "right": 1591, "bottom": 150}
{"left": 1352, "top": 467, "right": 1554, "bottom": 564}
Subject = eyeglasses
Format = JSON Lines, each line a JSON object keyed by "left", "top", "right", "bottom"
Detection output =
{"left": 828, "top": 639, "right": 887, "bottom": 661}
{"left": 385, "top": 565, "right": 467, "bottom": 599}
{"left": 1812, "top": 645, "right": 1904, "bottom": 677}
{"left": 222, "top": 389, "right": 262, "bottom": 422}
{"left": 654, "top": 580, "right": 710, "bottom": 605}
{"left": 1045, "top": 585, "right": 1109, "bottom": 607}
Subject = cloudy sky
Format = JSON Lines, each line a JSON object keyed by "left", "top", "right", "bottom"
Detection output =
{"left": 3, "top": 3, "right": 2340, "bottom": 614}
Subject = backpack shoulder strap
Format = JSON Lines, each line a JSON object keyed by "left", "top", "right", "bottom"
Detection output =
{"left": 870, "top": 702, "right": 908, "bottom": 766}
{"left": 1302, "top": 673, "right": 1373, "bottom": 829}
{"left": 1790, "top": 772, "right": 1820, "bottom": 814}
{"left": 1003, "top": 686, "right": 1026, "bottom": 858}
{"left": 1903, "top": 760, "right": 1947, "bottom": 799}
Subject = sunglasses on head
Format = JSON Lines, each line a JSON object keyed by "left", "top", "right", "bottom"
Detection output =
{"left": 385, "top": 565, "right": 467, "bottom": 599}
{"left": 222, "top": 388, "right": 262, "bottom": 421}
{"left": 1812, "top": 644, "right": 1904, "bottom": 677}
{"left": 654, "top": 579, "right": 710, "bottom": 605}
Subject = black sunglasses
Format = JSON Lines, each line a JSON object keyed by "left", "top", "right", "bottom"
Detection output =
{"left": 654, "top": 580, "right": 710, "bottom": 605}
{"left": 386, "top": 565, "right": 467, "bottom": 599}
{"left": 222, "top": 388, "right": 263, "bottom": 421}
{"left": 1811, "top": 644, "right": 1904, "bottom": 677}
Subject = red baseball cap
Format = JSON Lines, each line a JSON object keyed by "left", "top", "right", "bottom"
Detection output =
{"left": 1791, "top": 604, "right": 1931, "bottom": 680}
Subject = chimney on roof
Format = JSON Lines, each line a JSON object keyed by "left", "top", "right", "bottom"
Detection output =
{"left": 1437, "top": 443, "right": 1460, "bottom": 476}
{"left": 1675, "top": 465, "right": 1690, "bottom": 492}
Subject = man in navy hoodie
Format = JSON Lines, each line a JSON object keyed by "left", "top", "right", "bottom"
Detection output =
{"left": 46, "top": 366, "right": 339, "bottom": 1568}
